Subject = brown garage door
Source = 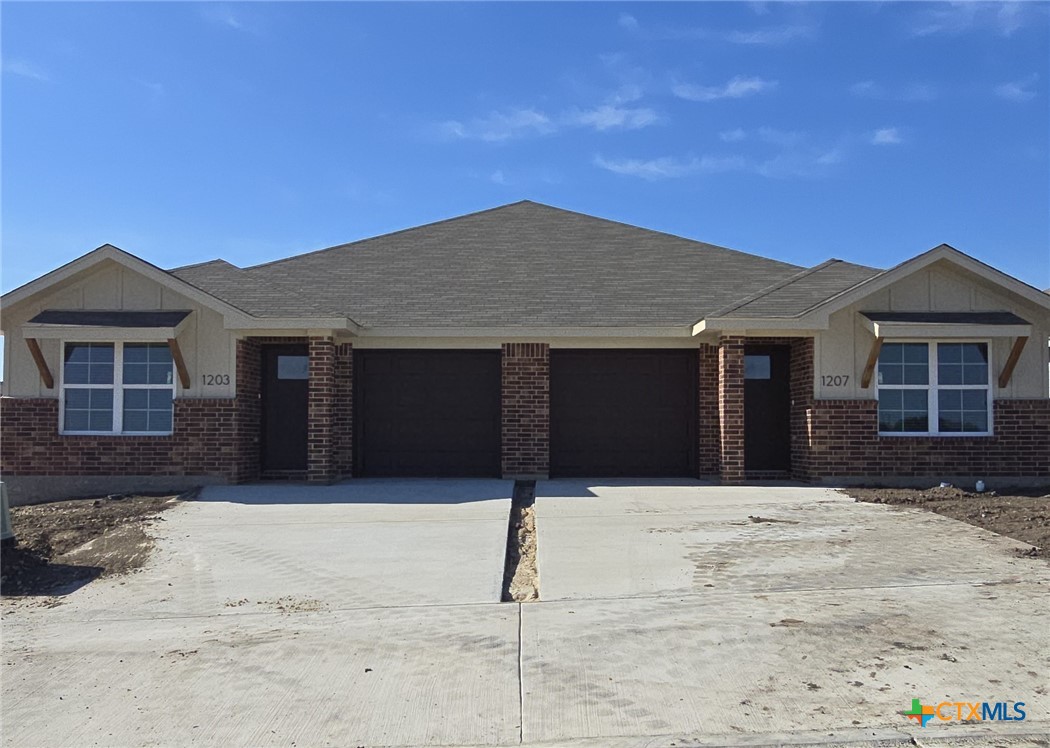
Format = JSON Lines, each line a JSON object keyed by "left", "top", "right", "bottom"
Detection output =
{"left": 550, "top": 350, "right": 698, "bottom": 477}
{"left": 354, "top": 350, "right": 501, "bottom": 477}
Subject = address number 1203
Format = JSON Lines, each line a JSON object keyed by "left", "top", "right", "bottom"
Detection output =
{"left": 202, "top": 374, "right": 230, "bottom": 386}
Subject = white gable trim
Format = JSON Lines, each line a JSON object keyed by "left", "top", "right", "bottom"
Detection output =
{"left": 796, "top": 245, "right": 1050, "bottom": 325}
{"left": 0, "top": 245, "right": 256, "bottom": 328}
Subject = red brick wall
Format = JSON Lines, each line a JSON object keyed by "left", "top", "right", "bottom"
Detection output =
{"left": 0, "top": 397, "right": 242, "bottom": 479}
{"left": 333, "top": 342, "right": 354, "bottom": 477}
{"left": 718, "top": 336, "right": 746, "bottom": 482}
{"left": 501, "top": 343, "right": 549, "bottom": 477}
{"left": 234, "top": 338, "right": 261, "bottom": 482}
{"left": 698, "top": 344, "right": 720, "bottom": 476}
{"left": 804, "top": 398, "right": 1050, "bottom": 479}
{"left": 306, "top": 336, "right": 336, "bottom": 483}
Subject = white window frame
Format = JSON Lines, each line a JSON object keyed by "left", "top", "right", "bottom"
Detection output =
{"left": 59, "top": 340, "right": 177, "bottom": 436}
{"left": 877, "top": 338, "right": 994, "bottom": 437}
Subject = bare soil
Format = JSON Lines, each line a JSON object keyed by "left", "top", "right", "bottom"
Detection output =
{"left": 1, "top": 492, "right": 187, "bottom": 596}
{"left": 502, "top": 482, "right": 539, "bottom": 602}
{"left": 847, "top": 485, "right": 1050, "bottom": 557}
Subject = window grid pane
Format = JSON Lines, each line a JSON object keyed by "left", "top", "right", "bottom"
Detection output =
{"left": 64, "top": 387, "right": 114, "bottom": 432}
{"left": 64, "top": 343, "right": 115, "bottom": 385}
{"left": 122, "top": 387, "right": 173, "bottom": 433}
{"left": 878, "top": 389, "right": 928, "bottom": 433}
{"left": 937, "top": 388, "right": 988, "bottom": 433}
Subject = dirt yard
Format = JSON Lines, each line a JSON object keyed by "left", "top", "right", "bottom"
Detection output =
{"left": 847, "top": 485, "right": 1050, "bottom": 557}
{"left": 1, "top": 492, "right": 187, "bottom": 596}
{"left": 502, "top": 481, "right": 539, "bottom": 602}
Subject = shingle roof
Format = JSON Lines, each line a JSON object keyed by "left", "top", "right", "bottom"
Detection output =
{"left": 167, "top": 201, "right": 882, "bottom": 327}
{"left": 708, "top": 259, "right": 883, "bottom": 319}
{"left": 170, "top": 260, "right": 336, "bottom": 318}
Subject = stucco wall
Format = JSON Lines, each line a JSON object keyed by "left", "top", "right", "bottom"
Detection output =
{"left": 815, "top": 261, "right": 1049, "bottom": 400}
{"left": 3, "top": 260, "right": 238, "bottom": 399}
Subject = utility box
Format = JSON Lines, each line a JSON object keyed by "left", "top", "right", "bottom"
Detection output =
{"left": 0, "top": 482, "right": 15, "bottom": 546}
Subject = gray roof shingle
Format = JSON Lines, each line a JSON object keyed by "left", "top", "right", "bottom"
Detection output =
{"left": 709, "top": 259, "right": 883, "bottom": 319}
{"left": 168, "top": 201, "right": 882, "bottom": 327}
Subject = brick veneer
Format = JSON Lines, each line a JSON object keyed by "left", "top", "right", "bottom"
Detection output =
{"left": 0, "top": 397, "right": 242, "bottom": 479}
{"left": 333, "top": 342, "right": 354, "bottom": 478}
{"left": 306, "top": 336, "right": 336, "bottom": 483}
{"left": 718, "top": 336, "right": 746, "bottom": 482}
{"left": 501, "top": 343, "right": 549, "bottom": 477}
{"left": 804, "top": 398, "right": 1050, "bottom": 479}
{"left": 697, "top": 344, "right": 720, "bottom": 476}
{"left": 234, "top": 338, "right": 261, "bottom": 482}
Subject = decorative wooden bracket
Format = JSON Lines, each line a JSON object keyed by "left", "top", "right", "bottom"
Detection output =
{"left": 25, "top": 338, "right": 54, "bottom": 389}
{"left": 998, "top": 336, "right": 1028, "bottom": 388}
{"left": 860, "top": 337, "right": 883, "bottom": 389}
{"left": 167, "top": 338, "right": 191, "bottom": 389}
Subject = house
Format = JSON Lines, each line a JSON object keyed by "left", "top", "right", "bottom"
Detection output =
{"left": 2, "top": 201, "right": 1048, "bottom": 502}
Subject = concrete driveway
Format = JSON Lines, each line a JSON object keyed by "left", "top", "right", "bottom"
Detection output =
{"left": 3, "top": 479, "right": 1047, "bottom": 747}
{"left": 2, "top": 479, "right": 522, "bottom": 747}
{"left": 527, "top": 480, "right": 1049, "bottom": 743}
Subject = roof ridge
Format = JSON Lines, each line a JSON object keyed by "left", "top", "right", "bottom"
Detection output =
{"left": 168, "top": 258, "right": 238, "bottom": 273}
{"left": 706, "top": 259, "right": 844, "bottom": 319}
{"left": 246, "top": 200, "right": 803, "bottom": 273}
{"left": 479, "top": 200, "right": 806, "bottom": 270}
{"left": 244, "top": 200, "right": 535, "bottom": 271}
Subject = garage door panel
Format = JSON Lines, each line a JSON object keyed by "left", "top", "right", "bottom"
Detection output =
{"left": 355, "top": 351, "right": 501, "bottom": 477}
{"left": 550, "top": 350, "right": 697, "bottom": 477}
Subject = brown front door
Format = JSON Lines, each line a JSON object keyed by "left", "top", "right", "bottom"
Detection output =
{"left": 261, "top": 344, "right": 310, "bottom": 472}
{"left": 744, "top": 345, "right": 791, "bottom": 473}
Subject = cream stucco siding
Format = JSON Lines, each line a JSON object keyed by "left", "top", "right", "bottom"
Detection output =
{"left": 3, "top": 260, "right": 237, "bottom": 399}
{"left": 815, "top": 261, "right": 1050, "bottom": 400}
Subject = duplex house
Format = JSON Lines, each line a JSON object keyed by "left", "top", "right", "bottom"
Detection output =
{"left": 2, "top": 201, "right": 1048, "bottom": 502}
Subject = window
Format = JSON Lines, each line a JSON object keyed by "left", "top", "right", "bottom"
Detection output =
{"left": 744, "top": 354, "right": 771, "bottom": 380}
{"left": 61, "top": 342, "right": 175, "bottom": 434}
{"left": 876, "top": 341, "right": 991, "bottom": 436}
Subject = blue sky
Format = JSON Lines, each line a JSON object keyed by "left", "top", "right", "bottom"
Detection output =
{"left": 2, "top": 1, "right": 1048, "bottom": 296}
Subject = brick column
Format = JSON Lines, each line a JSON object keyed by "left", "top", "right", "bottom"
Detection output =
{"left": 307, "top": 336, "right": 336, "bottom": 483}
{"left": 501, "top": 343, "right": 550, "bottom": 478}
{"left": 233, "top": 338, "right": 261, "bottom": 483}
{"left": 698, "top": 343, "right": 721, "bottom": 477}
{"left": 718, "top": 335, "right": 746, "bottom": 483}
{"left": 333, "top": 342, "right": 354, "bottom": 478}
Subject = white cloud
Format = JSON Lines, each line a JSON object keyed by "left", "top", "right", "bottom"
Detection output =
{"left": 440, "top": 108, "right": 555, "bottom": 142}
{"left": 595, "top": 138, "right": 846, "bottom": 181}
{"left": 593, "top": 154, "right": 746, "bottom": 180}
{"left": 995, "top": 74, "right": 1038, "bottom": 102}
{"left": 755, "top": 147, "right": 843, "bottom": 179}
{"left": 619, "top": 14, "right": 815, "bottom": 45}
{"left": 2, "top": 59, "right": 49, "bottom": 82}
{"left": 200, "top": 4, "right": 243, "bottom": 30}
{"left": 440, "top": 101, "right": 660, "bottom": 142}
{"left": 871, "top": 127, "right": 903, "bottom": 145}
{"left": 618, "top": 13, "right": 639, "bottom": 31}
{"left": 723, "top": 26, "right": 814, "bottom": 45}
{"left": 673, "top": 76, "right": 777, "bottom": 102}
{"left": 490, "top": 170, "right": 508, "bottom": 185}
{"left": 756, "top": 127, "right": 805, "bottom": 146}
{"left": 719, "top": 128, "right": 747, "bottom": 143}
{"left": 567, "top": 105, "right": 659, "bottom": 131}
{"left": 608, "top": 83, "right": 644, "bottom": 105}
{"left": 849, "top": 80, "right": 937, "bottom": 102}
{"left": 908, "top": 1, "right": 1039, "bottom": 37}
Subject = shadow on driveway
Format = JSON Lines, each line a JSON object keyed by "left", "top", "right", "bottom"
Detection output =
{"left": 196, "top": 477, "right": 515, "bottom": 506}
